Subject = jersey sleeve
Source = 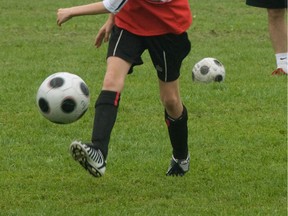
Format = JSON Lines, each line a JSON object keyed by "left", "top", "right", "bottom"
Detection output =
{"left": 103, "top": 0, "right": 128, "bottom": 13}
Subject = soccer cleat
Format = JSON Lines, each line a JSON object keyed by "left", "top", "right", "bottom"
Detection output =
{"left": 166, "top": 154, "right": 190, "bottom": 176}
{"left": 70, "top": 141, "right": 106, "bottom": 177}
{"left": 271, "top": 68, "right": 287, "bottom": 76}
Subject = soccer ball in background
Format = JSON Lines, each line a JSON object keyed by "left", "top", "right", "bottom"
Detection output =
{"left": 192, "top": 57, "right": 225, "bottom": 83}
{"left": 36, "top": 72, "right": 90, "bottom": 124}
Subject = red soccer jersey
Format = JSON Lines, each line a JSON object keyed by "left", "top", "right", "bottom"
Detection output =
{"left": 115, "top": 0, "right": 192, "bottom": 36}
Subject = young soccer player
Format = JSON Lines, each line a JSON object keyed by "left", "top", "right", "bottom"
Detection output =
{"left": 57, "top": 0, "right": 192, "bottom": 177}
{"left": 246, "top": 0, "right": 288, "bottom": 75}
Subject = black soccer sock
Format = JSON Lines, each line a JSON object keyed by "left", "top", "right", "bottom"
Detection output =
{"left": 91, "top": 90, "right": 121, "bottom": 159}
{"left": 165, "top": 105, "right": 188, "bottom": 159}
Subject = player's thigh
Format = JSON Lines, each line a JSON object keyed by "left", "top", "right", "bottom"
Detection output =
{"left": 107, "top": 26, "right": 145, "bottom": 69}
{"left": 102, "top": 56, "right": 132, "bottom": 92}
{"left": 267, "top": 8, "right": 286, "bottom": 18}
{"left": 147, "top": 32, "right": 191, "bottom": 82}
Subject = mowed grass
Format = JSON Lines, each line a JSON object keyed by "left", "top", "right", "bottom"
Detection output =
{"left": 0, "top": 0, "right": 287, "bottom": 215}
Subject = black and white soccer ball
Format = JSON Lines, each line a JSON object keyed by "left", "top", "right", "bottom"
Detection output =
{"left": 192, "top": 57, "right": 225, "bottom": 83}
{"left": 36, "top": 72, "right": 90, "bottom": 124}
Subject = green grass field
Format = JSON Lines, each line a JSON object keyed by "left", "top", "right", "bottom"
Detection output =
{"left": 0, "top": 0, "right": 287, "bottom": 215}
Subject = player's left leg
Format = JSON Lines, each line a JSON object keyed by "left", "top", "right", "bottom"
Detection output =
{"left": 159, "top": 79, "right": 190, "bottom": 176}
{"left": 268, "top": 8, "right": 288, "bottom": 75}
{"left": 147, "top": 32, "right": 191, "bottom": 176}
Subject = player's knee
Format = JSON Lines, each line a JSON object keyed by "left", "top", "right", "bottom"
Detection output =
{"left": 102, "top": 74, "right": 125, "bottom": 92}
{"left": 161, "top": 95, "right": 181, "bottom": 111}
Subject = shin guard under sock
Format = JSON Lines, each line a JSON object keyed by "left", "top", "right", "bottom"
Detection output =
{"left": 165, "top": 105, "right": 188, "bottom": 159}
{"left": 91, "top": 90, "right": 121, "bottom": 159}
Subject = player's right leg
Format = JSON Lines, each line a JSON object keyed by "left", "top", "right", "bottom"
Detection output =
{"left": 70, "top": 57, "right": 130, "bottom": 177}
{"left": 70, "top": 26, "right": 145, "bottom": 177}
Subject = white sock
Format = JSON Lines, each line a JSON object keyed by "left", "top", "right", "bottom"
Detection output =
{"left": 276, "top": 53, "right": 288, "bottom": 73}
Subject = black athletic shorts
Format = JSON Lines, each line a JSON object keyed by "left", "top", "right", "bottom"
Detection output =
{"left": 246, "top": 0, "right": 287, "bottom": 8}
{"left": 107, "top": 25, "right": 191, "bottom": 82}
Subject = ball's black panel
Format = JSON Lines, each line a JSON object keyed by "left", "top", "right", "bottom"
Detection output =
{"left": 192, "top": 72, "right": 195, "bottom": 81}
{"left": 50, "top": 120, "right": 65, "bottom": 124}
{"left": 200, "top": 65, "right": 209, "bottom": 75}
{"left": 213, "top": 59, "right": 223, "bottom": 67}
{"left": 80, "top": 82, "right": 89, "bottom": 97}
{"left": 61, "top": 98, "right": 76, "bottom": 113}
{"left": 38, "top": 98, "right": 50, "bottom": 113}
{"left": 49, "top": 77, "right": 64, "bottom": 88}
{"left": 214, "top": 75, "right": 223, "bottom": 82}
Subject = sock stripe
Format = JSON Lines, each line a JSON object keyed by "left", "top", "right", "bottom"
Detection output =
{"left": 114, "top": 92, "right": 120, "bottom": 107}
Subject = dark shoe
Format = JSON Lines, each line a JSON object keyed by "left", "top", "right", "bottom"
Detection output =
{"left": 70, "top": 141, "right": 106, "bottom": 177}
{"left": 166, "top": 154, "right": 190, "bottom": 176}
